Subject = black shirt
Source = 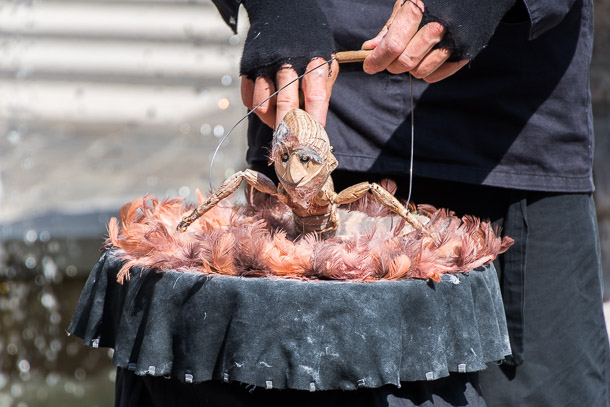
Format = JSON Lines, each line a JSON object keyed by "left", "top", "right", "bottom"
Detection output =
{"left": 223, "top": 0, "right": 595, "bottom": 192}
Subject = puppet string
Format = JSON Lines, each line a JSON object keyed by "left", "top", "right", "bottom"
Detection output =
{"left": 406, "top": 72, "right": 414, "bottom": 206}
{"left": 208, "top": 58, "right": 417, "bottom": 210}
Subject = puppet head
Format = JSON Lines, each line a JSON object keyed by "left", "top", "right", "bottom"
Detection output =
{"left": 270, "top": 109, "right": 338, "bottom": 206}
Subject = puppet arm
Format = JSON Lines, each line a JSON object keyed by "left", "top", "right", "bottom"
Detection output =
{"left": 335, "top": 182, "right": 425, "bottom": 232}
{"left": 177, "top": 170, "right": 277, "bottom": 232}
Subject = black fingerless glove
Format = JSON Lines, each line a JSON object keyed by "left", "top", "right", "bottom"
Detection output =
{"left": 240, "top": 0, "right": 335, "bottom": 80}
{"left": 419, "top": 0, "right": 518, "bottom": 61}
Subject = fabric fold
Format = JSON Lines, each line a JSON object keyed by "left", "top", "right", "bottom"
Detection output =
{"left": 68, "top": 250, "right": 510, "bottom": 391}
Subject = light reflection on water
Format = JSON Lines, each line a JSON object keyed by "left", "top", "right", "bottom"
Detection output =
{"left": 0, "top": 1, "right": 247, "bottom": 405}
{"left": 1, "top": 239, "right": 115, "bottom": 407}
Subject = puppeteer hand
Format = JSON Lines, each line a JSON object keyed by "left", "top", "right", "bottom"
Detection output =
{"left": 238, "top": 0, "right": 337, "bottom": 129}
{"left": 241, "top": 57, "right": 339, "bottom": 129}
{"left": 362, "top": 0, "right": 469, "bottom": 83}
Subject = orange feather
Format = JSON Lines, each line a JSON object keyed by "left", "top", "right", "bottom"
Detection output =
{"left": 106, "top": 189, "right": 513, "bottom": 283}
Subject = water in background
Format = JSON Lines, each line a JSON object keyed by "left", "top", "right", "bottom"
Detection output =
{"left": 1, "top": 1, "right": 247, "bottom": 405}
{"left": 1, "top": 238, "right": 116, "bottom": 407}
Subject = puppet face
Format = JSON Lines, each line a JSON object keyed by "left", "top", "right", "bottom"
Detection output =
{"left": 276, "top": 145, "right": 326, "bottom": 188}
{"left": 270, "top": 109, "right": 337, "bottom": 204}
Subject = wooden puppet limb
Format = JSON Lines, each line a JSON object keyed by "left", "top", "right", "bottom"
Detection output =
{"left": 335, "top": 182, "right": 425, "bottom": 232}
{"left": 177, "top": 169, "right": 277, "bottom": 232}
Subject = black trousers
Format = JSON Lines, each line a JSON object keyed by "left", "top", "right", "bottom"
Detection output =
{"left": 115, "top": 369, "right": 486, "bottom": 407}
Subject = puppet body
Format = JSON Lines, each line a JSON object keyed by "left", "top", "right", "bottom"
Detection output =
{"left": 178, "top": 109, "right": 424, "bottom": 236}
{"left": 100, "top": 108, "right": 514, "bottom": 283}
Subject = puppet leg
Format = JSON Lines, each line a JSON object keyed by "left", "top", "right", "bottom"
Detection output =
{"left": 177, "top": 169, "right": 277, "bottom": 232}
{"left": 335, "top": 182, "right": 425, "bottom": 231}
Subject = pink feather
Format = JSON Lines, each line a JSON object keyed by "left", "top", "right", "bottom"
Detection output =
{"left": 107, "top": 190, "right": 513, "bottom": 283}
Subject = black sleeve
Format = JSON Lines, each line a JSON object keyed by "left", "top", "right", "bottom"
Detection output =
{"left": 522, "top": 0, "right": 578, "bottom": 39}
{"left": 210, "top": 0, "right": 579, "bottom": 68}
{"left": 211, "top": 0, "right": 241, "bottom": 33}
{"left": 418, "top": 0, "right": 517, "bottom": 61}
{"left": 238, "top": 0, "right": 335, "bottom": 80}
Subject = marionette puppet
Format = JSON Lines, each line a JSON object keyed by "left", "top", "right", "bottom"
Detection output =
{"left": 104, "top": 107, "right": 510, "bottom": 283}
{"left": 69, "top": 52, "right": 514, "bottom": 395}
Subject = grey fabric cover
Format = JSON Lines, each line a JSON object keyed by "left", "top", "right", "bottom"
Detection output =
{"left": 68, "top": 250, "right": 510, "bottom": 391}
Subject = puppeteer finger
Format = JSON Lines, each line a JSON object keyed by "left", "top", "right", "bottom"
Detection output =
{"left": 252, "top": 76, "right": 277, "bottom": 128}
{"left": 386, "top": 22, "right": 445, "bottom": 74}
{"left": 301, "top": 57, "right": 337, "bottom": 128}
{"left": 240, "top": 77, "right": 254, "bottom": 110}
{"left": 422, "top": 59, "right": 470, "bottom": 83}
{"left": 410, "top": 48, "right": 450, "bottom": 79}
{"left": 363, "top": 0, "right": 424, "bottom": 74}
{"left": 361, "top": 0, "right": 404, "bottom": 51}
{"left": 275, "top": 65, "right": 300, "bottom": 129}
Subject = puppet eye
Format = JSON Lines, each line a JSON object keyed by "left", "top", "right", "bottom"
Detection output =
{"left": 281, "top": 153, "right": 289, "bottom": 162}
{"left": 300, "top": 156, "right": 310, "bottom": 164}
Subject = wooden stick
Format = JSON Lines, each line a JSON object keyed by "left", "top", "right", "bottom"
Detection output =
{"left": 335, "top": 50, "right": 373, "bottom": 64}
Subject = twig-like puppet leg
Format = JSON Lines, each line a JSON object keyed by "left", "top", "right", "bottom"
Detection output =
{"left": 177, "top": 169, "right": 277, "bottom": 232}
{"left": 335, "top": 182, "right": 425, "bottom": 232}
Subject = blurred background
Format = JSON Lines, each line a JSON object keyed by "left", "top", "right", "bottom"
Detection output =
{"left": 0, "top": 0, "right": 608, "bottom": 406}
